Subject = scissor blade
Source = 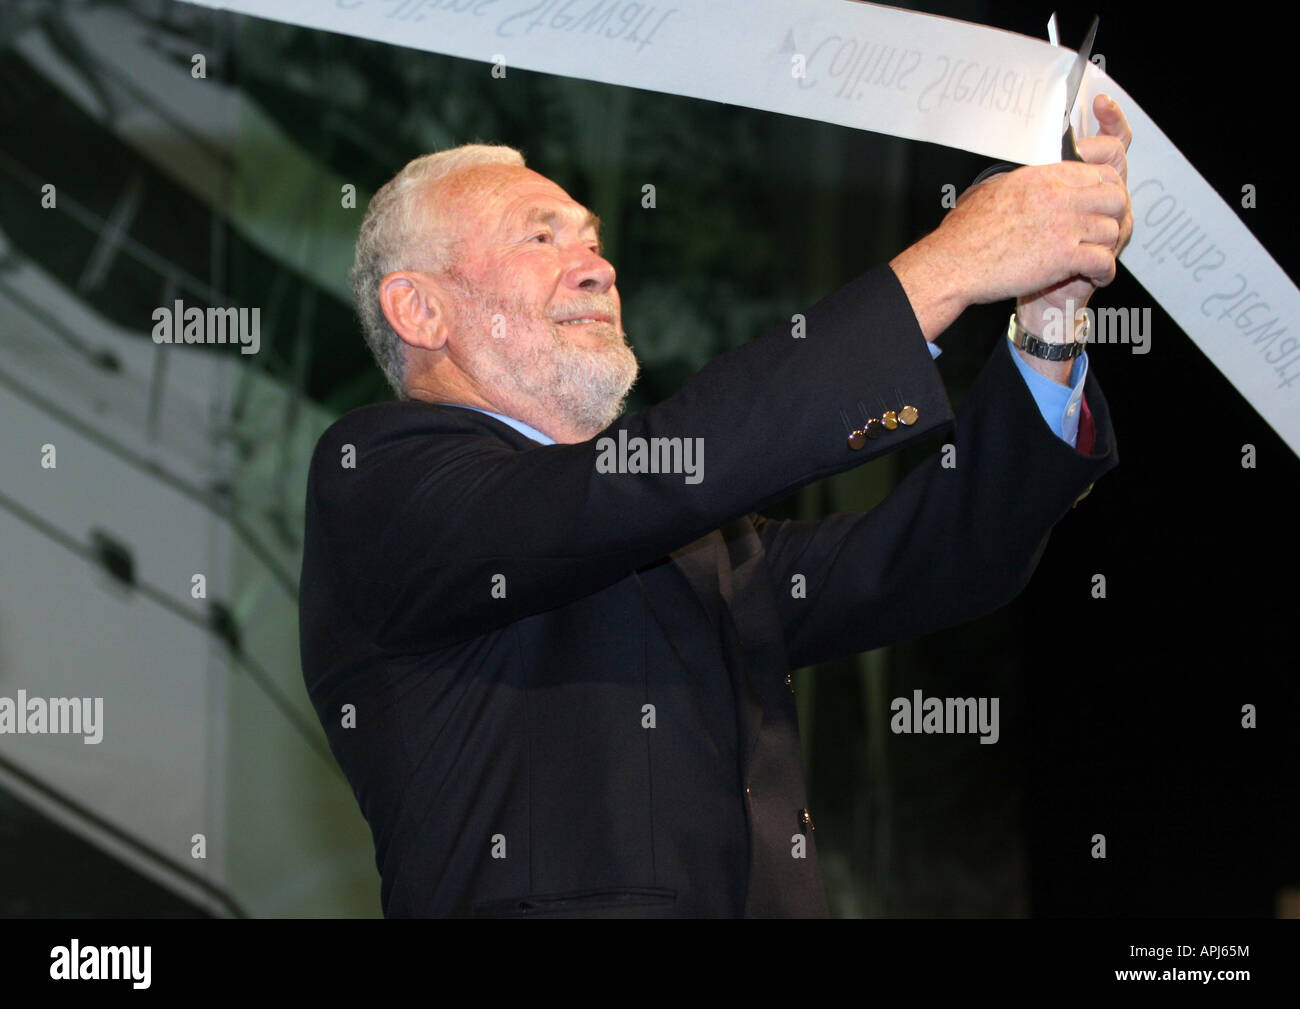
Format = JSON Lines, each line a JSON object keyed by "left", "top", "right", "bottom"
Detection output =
{"left": 1063, "top": 15, "right": 1100, "bottom": 131}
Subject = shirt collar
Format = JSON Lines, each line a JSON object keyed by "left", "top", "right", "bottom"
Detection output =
{"left": 434, "top": 402, "right": 556, "bottom": 445}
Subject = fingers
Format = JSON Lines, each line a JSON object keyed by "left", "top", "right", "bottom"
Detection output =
{"left": 1053, "top": 160, "right": 1122, "bottom": 188}
{"left": 1094, "top": 94, "right": 1133, "bottom": 151}
{"left": 1071, "top": 242, "right": 1118, "bottom": 288}
{"left": 1075, "top": 134, "right": 1128, "bottom": 181}
{"left": 1067, "top": 175, "right": 1128, "bottom": 217}
{"left": 1079, "top": 212, "right": 1122, "bottom": 249}
{"left": 1117, "top": 207, "right": 1134, "bottom": 254}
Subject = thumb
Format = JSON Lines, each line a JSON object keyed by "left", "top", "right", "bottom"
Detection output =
{"left": 1093, "top": 93, "right": 1133, "bottom": 150}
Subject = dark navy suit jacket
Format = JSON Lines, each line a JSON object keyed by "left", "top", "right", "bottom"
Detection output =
{"left": 299, "top": 263, "right": 1117, "bottom": 917}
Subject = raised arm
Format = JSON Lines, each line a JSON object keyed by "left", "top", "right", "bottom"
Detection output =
{"left": 303, "top": 264, "right": 952, "bottom": 651}
{"left": 753, "top": 331, "right": 1117, "bottom": 669}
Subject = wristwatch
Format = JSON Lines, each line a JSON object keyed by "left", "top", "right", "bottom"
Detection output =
{"left": 1007, "top": 310, "right": 1089, "bottom": 361}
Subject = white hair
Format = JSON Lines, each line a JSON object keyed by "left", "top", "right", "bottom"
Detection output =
{"left": 350, "top": 144, "right": 526, "bottom": 398}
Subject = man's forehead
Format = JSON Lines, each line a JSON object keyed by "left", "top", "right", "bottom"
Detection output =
{"left": 442, "top": 164, "right": 595, "bottom": 231}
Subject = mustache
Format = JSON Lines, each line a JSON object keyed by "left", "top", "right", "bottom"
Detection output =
{"left": 550, "top": 301, "right": 618, "bottom": 323}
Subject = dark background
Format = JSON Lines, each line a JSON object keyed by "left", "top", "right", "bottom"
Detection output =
{"left": 943, "top": 2, "right": 1299, "bottom": 918}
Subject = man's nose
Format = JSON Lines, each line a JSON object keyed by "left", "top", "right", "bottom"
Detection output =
{"left": 564, "top": 248, "right": 616, "bottom": 293}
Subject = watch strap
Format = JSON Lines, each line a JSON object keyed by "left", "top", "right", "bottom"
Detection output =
{"left": 1007, "top": 312, "right": 1087, "bottom": 361}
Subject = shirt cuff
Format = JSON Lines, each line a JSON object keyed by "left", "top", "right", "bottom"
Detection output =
{"left": 1007, "top": 339, "right": 1089, "bottom": 447}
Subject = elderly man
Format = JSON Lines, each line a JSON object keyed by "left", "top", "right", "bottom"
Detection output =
{"left": 300, "top": 96, "right": 1133, "bottom": 917}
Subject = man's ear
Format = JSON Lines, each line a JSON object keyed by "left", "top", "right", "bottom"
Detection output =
{"left": 379, "top": 270, "right": 451, "bottom": 352}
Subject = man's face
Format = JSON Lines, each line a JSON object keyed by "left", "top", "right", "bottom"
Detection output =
{"left": 432, "top": 164, "right": 638, "bottom": 436}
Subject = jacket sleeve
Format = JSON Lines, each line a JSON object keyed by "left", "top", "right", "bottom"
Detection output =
{"left": 751, "top": 333, "right": 1119, "bottom": 669}
{"left": 302, "top": 264, "right": 956, "bottom": 651}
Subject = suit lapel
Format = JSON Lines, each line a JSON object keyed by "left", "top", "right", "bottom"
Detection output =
{"left": 669, "top": 524, "right": 767, "bottom": 783}
{"left": 713, "top": 520, "right": 771, "bottom": 780}
{"left": 465, "top": 402, "right": 774, "bottom": 794}
{"left": 667, "top": 535, "right": 725, "bottom": 626}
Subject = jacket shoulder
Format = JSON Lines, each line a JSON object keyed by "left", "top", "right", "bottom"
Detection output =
{"left": 309, "top": 400, "right": 523, "bottom": 466}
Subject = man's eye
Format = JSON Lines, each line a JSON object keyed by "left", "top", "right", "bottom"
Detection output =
{"left": 530, "top": 232, "right": 552, "bottom": 243}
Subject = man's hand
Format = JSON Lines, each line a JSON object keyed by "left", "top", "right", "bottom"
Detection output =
{"left": 890, "top": 94, "right": 1133, "bottom": 346}
{"left": 1015, "top": 95, "right": 1133, "bottom": 382}
{"left": 1017, "top": 96, "right": 1134, "bottom": 333}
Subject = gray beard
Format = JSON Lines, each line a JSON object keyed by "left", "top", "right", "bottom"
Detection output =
{"left": 538, "top": 322, "right": 640, "bottom": 433}
{"left": 456, "top": 292, "right": 639, "bottom": 437}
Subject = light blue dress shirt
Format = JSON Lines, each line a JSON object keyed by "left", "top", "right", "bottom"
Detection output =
{"left": 440, "top": 334, "right": 1087, "bottom": 449}
{"left": 926, "top": 338, "right": 1087, "bottom": 447}
{"left": 442, "top": 404, "right": 557, "bottom": 444}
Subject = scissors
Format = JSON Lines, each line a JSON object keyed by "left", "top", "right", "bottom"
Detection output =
{"left": 968, "top": 14, "right": 1099, "bottom": 185}
{"left": 1056, "top": 13, "right": 1100, "bottom": 161}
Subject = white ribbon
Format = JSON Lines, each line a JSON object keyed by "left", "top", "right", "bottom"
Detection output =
{"left": 177, "top": 0, "right": 1300, "bottom": 456}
